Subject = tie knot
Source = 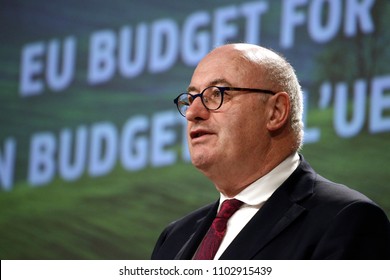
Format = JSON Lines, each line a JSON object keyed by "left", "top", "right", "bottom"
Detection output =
{"left": 217, "top": 199, "right": 243, "bottom": 220}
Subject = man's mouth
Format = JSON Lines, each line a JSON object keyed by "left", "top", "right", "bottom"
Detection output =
{"left": 190, "top": 130, "right": 212, "bottom": 139}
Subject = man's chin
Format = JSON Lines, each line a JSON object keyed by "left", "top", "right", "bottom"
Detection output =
{"left": 190, "top": 154, "right": 214, "bottom": 172}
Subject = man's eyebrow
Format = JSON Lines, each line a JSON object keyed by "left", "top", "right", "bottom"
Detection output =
{"left": 187, "top": 85, "right": 197, "bottom": 93}
{"left": 187, "top": 79, "right": 232, "bottom": 92}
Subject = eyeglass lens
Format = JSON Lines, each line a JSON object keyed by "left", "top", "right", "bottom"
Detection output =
{"left": 178, "top": 86, "right": 223, "bottom": 115}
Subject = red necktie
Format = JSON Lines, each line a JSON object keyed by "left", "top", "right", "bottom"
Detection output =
{"left": 194, "top": 199, "right": 243, "bottom": 260}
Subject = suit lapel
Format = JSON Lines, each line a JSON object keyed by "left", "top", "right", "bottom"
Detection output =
{"left": 175, "top": 201, "right": 219, "bottom": 259}
{"left": 220, "top": 199, "right": 307, "bottom": 259}
{"left": 220, "top": 157, "right": 315, "bottom": 259}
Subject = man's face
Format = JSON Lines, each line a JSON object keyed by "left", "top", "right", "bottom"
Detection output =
{"left": 185, "top": 47, "right": 271, "bottom": 183}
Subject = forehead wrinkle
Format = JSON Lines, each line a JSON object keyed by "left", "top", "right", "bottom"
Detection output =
{"left": 187, "top": 78, "right": 232, "bottom": 92}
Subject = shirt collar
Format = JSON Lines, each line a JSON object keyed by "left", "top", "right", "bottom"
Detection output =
{"left": 220, "top": 153, "right": 300, "bottom": 207}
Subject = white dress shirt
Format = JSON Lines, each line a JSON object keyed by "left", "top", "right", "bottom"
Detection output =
{"left": 213, "top": 153, "right": 300, "bottom": 259}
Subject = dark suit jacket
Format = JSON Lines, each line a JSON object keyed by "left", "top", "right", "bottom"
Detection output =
{"left": 151, "top": 157, "right": 390, "bottom": 259}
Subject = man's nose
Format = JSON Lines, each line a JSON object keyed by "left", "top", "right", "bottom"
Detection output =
{"left": 185, "top": 96, "right": 210, "bottom": 121}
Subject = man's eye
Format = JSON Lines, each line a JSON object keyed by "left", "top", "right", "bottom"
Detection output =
{"left": 211, "top": 91, "right": 220, "bottom": 98}
{"left": 209, "top": 90, "right": 221, "bottom": 99}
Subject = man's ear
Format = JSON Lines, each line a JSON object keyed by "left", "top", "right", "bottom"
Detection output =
{"left": 266, "top": 92, "right": 290, "bottom": 131}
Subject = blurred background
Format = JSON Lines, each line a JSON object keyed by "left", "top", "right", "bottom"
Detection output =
{"left": 1, "top": 0, "right": 389, "bottom": 259}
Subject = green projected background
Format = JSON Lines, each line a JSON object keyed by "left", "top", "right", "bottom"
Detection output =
{"left": 1, "top": 0, "right": 389, "bottom": 259}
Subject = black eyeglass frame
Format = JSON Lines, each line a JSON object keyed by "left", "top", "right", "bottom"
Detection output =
{"left": 173, "top": 86, "right": 275, "bottom": 117}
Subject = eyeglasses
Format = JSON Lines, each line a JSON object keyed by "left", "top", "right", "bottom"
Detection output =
{"left": 173, "top": 86, "right": 275, "bottom": 117}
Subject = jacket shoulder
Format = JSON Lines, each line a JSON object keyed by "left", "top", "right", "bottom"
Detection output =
{"left": 151, "top": 202, "right": 216, "bottom": 259}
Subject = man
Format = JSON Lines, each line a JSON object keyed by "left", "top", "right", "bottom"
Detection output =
{"left": 151, "top": 43, "right": 390, "bottom": 259}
